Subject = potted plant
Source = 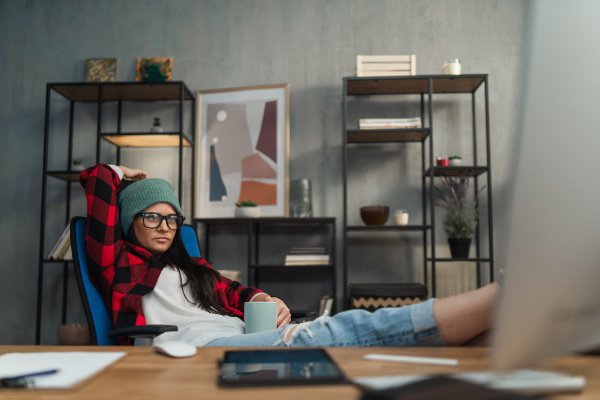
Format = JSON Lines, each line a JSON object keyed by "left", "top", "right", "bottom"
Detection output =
{"left": 151, "top": 117, "right": 164, "bottom": 133}
{"left": 234, "top": 200, "right": 260, "bottom": 218}
{"left": 72, "top": 158, "right": 84, "bottom": 171}
{"left": 449, "top": 155, "right": 463, "bottom": 166}
{"left": 435, "top": 176, "right": 485, "bottom": 258}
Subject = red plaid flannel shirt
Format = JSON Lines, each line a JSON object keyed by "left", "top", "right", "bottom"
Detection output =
{"left": 80, "top": 164, "right": 262, "bottom": 345}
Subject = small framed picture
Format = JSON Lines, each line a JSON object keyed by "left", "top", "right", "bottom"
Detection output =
{"left": 136, "top": 57, "right": 172, "bottom": 82}
{"left": 84, "top": 58, "right": 118, "bottom": 82}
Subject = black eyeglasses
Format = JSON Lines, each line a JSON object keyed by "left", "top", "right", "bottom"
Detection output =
{"left": 135, "top": 213, "right": 185, "bottom": 230}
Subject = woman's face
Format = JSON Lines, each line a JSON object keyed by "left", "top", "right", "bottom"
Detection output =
{"left": 132, "top": 202, "right": 177, "bottom": 255}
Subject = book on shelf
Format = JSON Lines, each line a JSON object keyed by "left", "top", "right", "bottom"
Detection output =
{"left": 359, "top": 117, "right": 422, "bottom": 129}
{"left": 285, "top": 260, "right": 330, "bottom": 266}
{"left": 319, "top": 295, "right": 334, "bottom": 316}
{"left": 284, "top": 247, "right": 329, "bottom": 265}
{"left": 62, "top": 245, "right": 73, "bottom": 261}
{"left": 287, "top": 247, "right": 327, "bottom": 255}
{"left": 47, "top": 224, "right": 71, "bottom": 260}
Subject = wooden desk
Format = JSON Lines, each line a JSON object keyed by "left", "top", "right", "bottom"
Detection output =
{"left": 1, "top": 346, "right": 599, "bottom": 399}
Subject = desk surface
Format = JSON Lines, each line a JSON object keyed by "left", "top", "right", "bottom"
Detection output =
{"left": 1, "top": 346, "right": 599, "bottom": 399}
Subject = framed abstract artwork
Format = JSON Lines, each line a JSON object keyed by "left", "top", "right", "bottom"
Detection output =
{"left": 136, "top": 57, "right": 172, "bottom": 82}
{"left": 195, "top": 84, "right": 290, "bottom": 218}
{"left": 85, "top": 58, "right": 118, "bottom": 82}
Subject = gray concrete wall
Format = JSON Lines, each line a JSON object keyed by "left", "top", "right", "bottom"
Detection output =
{"left": 0, "top": 0, "right": 527, "bottom": 345}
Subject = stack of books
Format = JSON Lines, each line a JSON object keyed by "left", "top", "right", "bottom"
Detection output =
{"left": 284, "top": 247, "right": 330, "bottom": 266}
{"left": 359, "top": 117, "right": 422, "bottom": 130}
{"left": 47, "top": 225, "right": 72, "bottom": 261}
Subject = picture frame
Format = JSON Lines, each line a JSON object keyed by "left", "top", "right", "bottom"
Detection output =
{"left": 84, "top": 58, "right": 118, "bottom": 82}
{"left": 195, "top": 84, "right": 290, "bottom": 218}
{"left": 135, "top": 57, "right": 172, "bottom": 82}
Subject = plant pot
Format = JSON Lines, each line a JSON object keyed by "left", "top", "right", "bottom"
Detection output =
{"left": 449, "top": 158, "right": 462, "bottom": 166}
{"left": 234, "top": 207, "right": 260, "bottom": 218}
{"left": 448, "top": 238, "right": 471, "bottom": 259}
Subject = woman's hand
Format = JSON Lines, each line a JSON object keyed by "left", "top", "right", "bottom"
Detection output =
{"left": 118, "top": 166, "right": 148, "bottom": 181}
{"left": 253, "top": 294, "right": 291, "bottom": 328}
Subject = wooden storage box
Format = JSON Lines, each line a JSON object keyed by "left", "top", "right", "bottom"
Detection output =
{"left": 356, "top": 55, "right": 417, "bottom": 77}
{"left": 349, "top": 283, "right": 427, "bottom": 312}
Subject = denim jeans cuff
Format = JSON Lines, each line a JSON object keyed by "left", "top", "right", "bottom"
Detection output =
{"left": 410, "top": 298, "right": 446, "bottom": 346}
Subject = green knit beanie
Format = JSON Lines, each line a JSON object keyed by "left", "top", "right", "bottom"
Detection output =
{"left": 118, "top": 178, "right": 184, "bottom": 236}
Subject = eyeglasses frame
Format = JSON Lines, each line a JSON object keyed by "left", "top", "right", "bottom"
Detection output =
{"left": 135, "top": 212, "right": 186, "bottom": 230}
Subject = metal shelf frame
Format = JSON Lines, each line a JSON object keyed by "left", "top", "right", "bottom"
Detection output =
{"left": 342, "top": 74, "right": 494, "bottom": 299}
{"left": 194, "top": 217, "right": 338, "bottom": 310}
{"left": 36, "top": 81, "right": 195, "bottom": 344}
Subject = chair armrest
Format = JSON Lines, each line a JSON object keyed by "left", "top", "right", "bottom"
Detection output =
{"left": 107, "top": 324, "right": 178, "bottom": 339}
{"left": 290, "top": 310, "right": 318, "bottom": 323}
{"left": 290, "top": 310, "right": 317, "bottom": 319}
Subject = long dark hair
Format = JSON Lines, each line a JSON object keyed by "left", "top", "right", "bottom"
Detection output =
{"left": 127, "top": 228, "right": 231, "bottom": 315}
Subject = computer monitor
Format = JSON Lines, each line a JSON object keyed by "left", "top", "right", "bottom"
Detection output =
{"left": 491, "top": 0, "right": 600, "bottom": 369}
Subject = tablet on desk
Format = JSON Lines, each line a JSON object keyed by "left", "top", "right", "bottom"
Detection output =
{"left": 217, "top": 349, "right": 347, "bottom": 387}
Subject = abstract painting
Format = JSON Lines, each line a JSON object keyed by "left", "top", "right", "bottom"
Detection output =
{"left": 135, "top": 57, "right": 172, "bottom": 82}
{"left": 84, "top": 58, "right": 118, "bottom": 82}
{"left": 195, "top": 84, "right": 290, "bottom": 218}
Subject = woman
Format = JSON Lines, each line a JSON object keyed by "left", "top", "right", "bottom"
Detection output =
{"left": 80, "top": 163, "right": 498, "bottom": 347}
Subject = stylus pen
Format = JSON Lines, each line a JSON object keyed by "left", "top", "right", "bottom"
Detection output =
{"left": 363, "top": 354, "right": 459, "bottom": 366}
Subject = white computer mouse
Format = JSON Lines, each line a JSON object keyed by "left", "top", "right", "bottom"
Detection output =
{"left": 153, "top": 341, "right": 197, "bottom": 358}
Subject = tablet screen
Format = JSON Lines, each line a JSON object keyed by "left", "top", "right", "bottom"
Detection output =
{"left": 218, "top": 349, "right": 347, "bottom": 387}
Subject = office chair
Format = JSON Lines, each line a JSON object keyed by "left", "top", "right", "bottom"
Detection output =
{"left": 71, "top": 217, "right": 316, "bottom": 345}
{"left": 71, "top": 217, "right": 183, "bottom": 345}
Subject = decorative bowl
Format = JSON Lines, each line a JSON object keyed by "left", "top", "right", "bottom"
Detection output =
{"left": 360, "top": 206, "right": 390, "bottom": 225}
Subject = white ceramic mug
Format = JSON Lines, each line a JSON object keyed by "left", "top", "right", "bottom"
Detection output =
{"left": 244, "top": 302, "right": 278, "bottom": 334}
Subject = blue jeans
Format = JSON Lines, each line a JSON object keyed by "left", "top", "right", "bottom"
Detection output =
{"left": 205, "top": 299, "right": 445, "bottom": 347}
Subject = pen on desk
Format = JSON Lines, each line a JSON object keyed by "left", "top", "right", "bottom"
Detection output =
{"left": 0, "top": 369, "right": 60, "bottom": 389}
{"left": 5, "top": 369, "right": 60, "bottom": 380}
{"left": 363, "top": 353, "right": 459, "bottom": 366}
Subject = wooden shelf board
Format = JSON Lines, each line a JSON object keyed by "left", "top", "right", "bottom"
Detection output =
{"left": 347, "top": 128, "right": 430, "bottom": 143}
{"left": 49, "top": 81, "right": 194, "bottom": 102}
{"left": 347, "top": 225, "right": 431, "bottom": 231}
{"left": 251, "top": 264, "right": 334, "bottom": 269}
{"left": 424, "top": 166, "right": 488, "bottom": 177}
{"left": 102, "top": 134, "right": 192, "bottom": 147}
{"left": 345, "top": 74, "right": 486, "bottom": 95}
{"left": 195, "top": 217, "right": 335, "bottom": 224}
{"left": 427, "top": 258, "right": 492, "bottom": 262}
{"left": 48, "top": 171, "right": 81, "bottom": 181}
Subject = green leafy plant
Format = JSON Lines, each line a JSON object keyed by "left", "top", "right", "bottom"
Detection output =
{"left": 236, "top": 200, "right": 258, "bottom": 207}
{"left": 435, "top": 176, "right": 485, "bottom": 239}
{"left": 449, "top": 155, "right": 462, "bottom": 160}
{"left": 73, "top": 158, "right": 83, "bottom": 165}
{"left": 153, "top": 117, "right": 161, "bottom": 127}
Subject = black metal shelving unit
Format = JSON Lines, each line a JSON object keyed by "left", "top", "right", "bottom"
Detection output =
{"left": 36, "top": 81, "right": 195, "bottom": 344}
{"left": 195, "top": 217, "right": 337, "bottom": 311}
{"left": 342, "top": 74, "right": 494, "bottom": 299}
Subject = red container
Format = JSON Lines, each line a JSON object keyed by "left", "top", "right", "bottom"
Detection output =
{"left": 436, "top": 158, "right": 449, "bottom": 166}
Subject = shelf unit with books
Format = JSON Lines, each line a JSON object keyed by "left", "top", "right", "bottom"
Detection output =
{"left": 342, "top": 74, "right": 495, "bottom": 300}
{"left": 194, "top": 217, "right": 338, "bottom": 313}
{"left": 36, "top": 81, "right": 195, "bottom": 344}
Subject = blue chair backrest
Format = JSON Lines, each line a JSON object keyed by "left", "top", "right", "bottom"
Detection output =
{"left": 70, "top": 217, "right": 201, "bottom": 345}
{"left": 181, "top": 225, "right": 201, "bottom": 257}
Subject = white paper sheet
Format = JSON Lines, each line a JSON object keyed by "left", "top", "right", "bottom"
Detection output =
{"left": 0, "top": 352, "right": 126, "bottom": 389}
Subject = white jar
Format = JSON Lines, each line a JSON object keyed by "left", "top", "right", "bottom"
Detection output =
{"left": 443, "top": 59, "right": 462, "bottom": 75}
{"left": 394, "top": 209, "right": 409, "bottom": 225}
